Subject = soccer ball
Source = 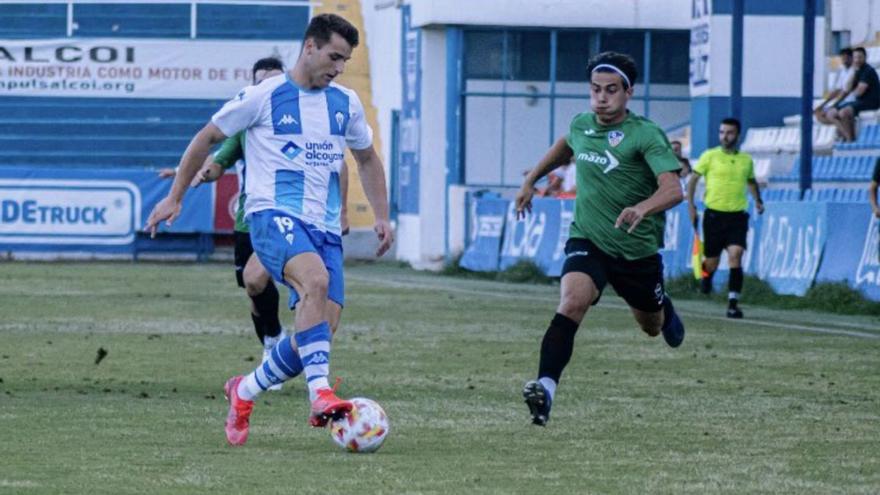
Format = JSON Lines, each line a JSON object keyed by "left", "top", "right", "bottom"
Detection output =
{"left": 329, "top": 397, "right": 389, "bottom": 453}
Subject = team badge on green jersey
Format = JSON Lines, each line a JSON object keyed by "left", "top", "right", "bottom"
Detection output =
{"left": 608, "top": 130, "right": 625, "bottom": 147}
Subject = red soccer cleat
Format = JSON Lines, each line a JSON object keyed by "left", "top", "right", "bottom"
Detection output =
{"left": 309, "top": 382, "right": 353, "bottom": 428}
{"left": 224, "top": 376, "right": 254, "bottom": 446}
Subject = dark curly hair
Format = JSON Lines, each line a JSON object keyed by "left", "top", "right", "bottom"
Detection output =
{"left": 304, "top": 13, "right": 359, "bottom": 49}
{"left": 586, "top": 51, "right": 638, "bottom": 89}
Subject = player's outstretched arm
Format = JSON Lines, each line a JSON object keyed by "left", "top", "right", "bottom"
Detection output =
{"left": 516, "top": 136, "right": 573, "bottom": 219}
{"left": 686, "top": 172, "right": 701, "bottom": 226}
{"left": 615, "top": 172, "right": 684, "bottom": 234}
{"left": 190, "top": 160, "right": 224, "bottom": 188}
{"left": 351, "top": 146, "right": 393, "bottom": 256}
{"left": 145, "top": 123, "right": 228, "bottom": 237}
{"left": 747, "top": 178, "right": 764, "bottom": 214}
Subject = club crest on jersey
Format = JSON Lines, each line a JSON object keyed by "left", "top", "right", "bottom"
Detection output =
{"left": 608, "top": 130, "right": 625, "bottom": 147}
{"left": 280, "top": 141, "right": 302, "bottom": 160}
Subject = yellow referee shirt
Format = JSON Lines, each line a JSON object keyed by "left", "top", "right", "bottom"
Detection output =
{"left": 694, "top": 147, "right": 755, "bottom": 212}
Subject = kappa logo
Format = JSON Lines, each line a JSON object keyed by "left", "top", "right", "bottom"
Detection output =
{"left": 306, "top": 353, "right": 328, "bottom": 365}
{"left": 608, "top": 130, "right": 625, "bottom": 147}
{"left": 278, "top": 114, "right": 298, "bottom": 126}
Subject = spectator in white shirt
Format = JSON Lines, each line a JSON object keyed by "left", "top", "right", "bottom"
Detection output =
{"left": 814, "top": 47, "right": 854, "bottom": 126}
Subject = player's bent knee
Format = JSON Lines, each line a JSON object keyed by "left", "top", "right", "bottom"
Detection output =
{"left": 299, "top": 273, "right": 329, "bottom": 301}
{"left": 243, "top": 278, "right": 268, "bottom": 297}
{"left": 557, "top": 297, "right": 590, "bottom": 323}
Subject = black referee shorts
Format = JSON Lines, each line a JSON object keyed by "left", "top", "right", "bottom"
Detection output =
{"left": 561, "top": 238, "right": 666, "bottom": 313}
{"left": 702, "top": 208, "right": 749, "bottom": 258}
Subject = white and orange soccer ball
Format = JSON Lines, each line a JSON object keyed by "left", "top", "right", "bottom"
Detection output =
{"left": 329, "top": 397, "right": 389, "bottom": 453}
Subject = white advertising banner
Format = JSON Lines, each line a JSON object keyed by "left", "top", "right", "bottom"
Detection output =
{"left": 0, "top": 179, "right": 141, "bottom": 245}
{"left": 0, "top": 38, "right": 301, "bottom": 99}
{"left": 689, "top": 0, "right": 711, "bottom": 97}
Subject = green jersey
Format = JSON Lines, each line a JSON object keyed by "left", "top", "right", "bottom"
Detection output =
{"left": 212, "top": 131, "right": 247, "bottom": 233}
{"left": 566, "top": 112, "right": 681, "bottom": 260}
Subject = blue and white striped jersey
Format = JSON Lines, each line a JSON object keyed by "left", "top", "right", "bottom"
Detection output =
{"left": 212, "top": 73, "right": 372, "bottom": 235}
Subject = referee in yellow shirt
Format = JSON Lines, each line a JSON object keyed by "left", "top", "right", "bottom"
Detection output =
{"left": 686, "top": 118, "right": 764, "bottom": 318}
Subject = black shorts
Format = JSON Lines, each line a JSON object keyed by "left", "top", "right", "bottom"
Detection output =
{"left": 836, "top": 99, "right": 880, "bottom": 114}
{"left": 233, "top": 230, "right": 254, "bottom": 288}
{"left": 561, "top": 238, "right": 666, "bottom": 313}
{"left": 702, "top": 208, "right": 749, "bottom": 258}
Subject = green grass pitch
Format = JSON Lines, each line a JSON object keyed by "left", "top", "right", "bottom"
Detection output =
{"left": 0, "top": 262, "right": 878, "bottom": 494}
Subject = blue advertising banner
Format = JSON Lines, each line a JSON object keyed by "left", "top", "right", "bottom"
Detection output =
{"left": 461, "top": 197, "right": 879, "bottom": 301}
{"left": 852, "top": 216, "right": 880, "bottom": 301}
{"left": 0, "top": 167, "right": 212, "bottom": 253}
{"left": 754, "top": 202, "right": 826, "bottom": 296}
{"left": 661, "top": 202, "right": 691, "bottom": 278}
{"left": 398, "top": 5, "right": 421, "bottom": 215}
{"left": 499, "top": 198, "right": 563, "bottom": 275}
{"left": 459, "top": 198, "right": 507, "bottom": 272}
{"left": 544, "top": 199, "right": 575, "bottom": 277}
{"left": 816, "top": 204, "right": 880, "bottom": 301}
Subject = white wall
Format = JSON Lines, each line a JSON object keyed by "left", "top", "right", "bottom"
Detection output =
{"left": 409, "top": 0, "right": 691, "bottom": 30}
{"left": 831, "top": 0, "right": 873, "bottom": 46}
{"left": 418, "top": 27, "right": 447, "bottom": 260}
{"left": 361, "top": 0, "right": 402, "bottom": 170}
{"left": 743, "top": 16, "right": 826, "bottom": 98}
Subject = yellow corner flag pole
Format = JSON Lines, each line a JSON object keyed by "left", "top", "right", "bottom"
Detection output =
{"left": 691, "top": 216, "right": 704, "bottom": 280}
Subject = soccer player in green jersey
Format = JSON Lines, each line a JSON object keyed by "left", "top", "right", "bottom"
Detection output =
{"left": 686, "top": 118, "right": 764, "bottom": 319}
{"left": 515, "top": 52, "right": 686, "bottom": 426}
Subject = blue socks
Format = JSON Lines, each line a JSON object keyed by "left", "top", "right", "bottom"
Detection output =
{"left": 295, "top": 321, "right": 332, "bottom": 400}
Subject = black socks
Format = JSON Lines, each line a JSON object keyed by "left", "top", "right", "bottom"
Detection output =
{"left": 537, "top": 313, "right": 580, "bottom": 383}
{"left": 250, "top": 282, "right": 282, "bottom": 343}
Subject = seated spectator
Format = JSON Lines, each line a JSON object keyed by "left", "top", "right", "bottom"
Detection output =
{"left": 525, "top": 160, "right": 576, "bottom": 199}
{"left": 550, "top": 159, "right": 577, "bottom": 199}
{"left": 671, "top": 140, "right": 692, "bottom": 180}
{"left": 814, "top": 47, "right": 855, "bottom": 126}
{"left": 829, "top": 47, "right": 880, "bottom": 142}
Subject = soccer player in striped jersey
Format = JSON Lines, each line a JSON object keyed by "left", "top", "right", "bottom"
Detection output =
{"left": 146, "top": 14, "right": 393, "bottom": 445}
{"left": 157, "top": 58, "right": 292, "bottom": 390}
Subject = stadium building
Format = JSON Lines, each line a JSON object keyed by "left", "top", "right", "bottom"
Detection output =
{"left": 0, "top": 0, "right": 878, "bottom": 300}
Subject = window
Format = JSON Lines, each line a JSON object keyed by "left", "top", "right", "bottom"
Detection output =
{"left": 508, "top": 31, "right": 550, "bottom": 81}
{"left": 459, "top": 27, "right": 691, "bottom": 187}
{"left": 556, "top": 31, "right": 596, "bottom": 82}
{"left": 599, "top": 30, "right": 644, "bottom": 83}
{"left": 465, "top": 31, "right": 504, "bottom": 79}
{"left": 650, "top": 31, "right": 689, "bottom": 84}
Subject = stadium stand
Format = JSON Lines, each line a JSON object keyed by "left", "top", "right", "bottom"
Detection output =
{"left": 0, "top": 96, "right": 220, "bottom": 168}
{"left": 775, "top": 155, "right": 877, "bottom": 182}
{"left": 0, "top": 2, "right": 309, "bottom": 170}
{"left": 835, "top": 123, "right": 880, "bottom": 151}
